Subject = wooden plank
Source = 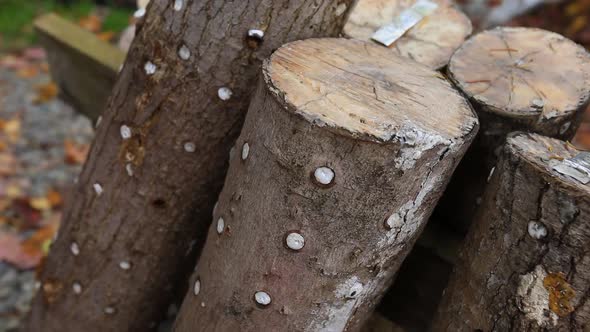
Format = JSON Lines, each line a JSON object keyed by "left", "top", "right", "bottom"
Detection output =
{"left": 34, "top": 13, "right": 125, "bottom": 121}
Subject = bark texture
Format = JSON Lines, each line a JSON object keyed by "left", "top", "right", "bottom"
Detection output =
{"left": 25, "top": 1, "right": 356, "bottom": 331}
{"left": 432, "top": 133, "right": 590, "bottom": 331}
{"left": 172, "top": 38, "right": 478, "bottom": 332}
{"left": 435, "top": 27, "right": 590, "bottom": 233}
{"left": 343, "top": 0, "right": 471, "bottom": 70}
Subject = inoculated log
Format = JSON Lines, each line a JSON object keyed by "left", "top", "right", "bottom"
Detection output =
{"left": 432, "top": 133, "right": 590, "bottom": 331}
{"left": 172, "top": 38, "right": 478, "bottom": 332}
{"left": 25, "top": 1, "right": 356, "bottom": 331}
{"left": 343, "top": 0, "right": 472, "bottom": 69}
{"left": 434, "top": 27, "right": 590, "bottom": 233}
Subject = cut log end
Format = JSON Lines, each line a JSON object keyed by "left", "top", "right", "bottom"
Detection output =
{"left": 343, "top": 0, "right": 472, "bottom": 69}
{"left": 450, "top": 27, "right": 590, "bottom": 126}
{"left": 264, "top": 38, "right": 477, "bottom": 143}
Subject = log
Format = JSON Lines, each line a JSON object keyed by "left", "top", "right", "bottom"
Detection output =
{"left": 24, "top": 1, "right": 356, "bottom": 331}
{"left": 172, "top": 38, "right": 478, "bottom": 332}
{"left": 434, "top": 27, "right": 590, "bottom": 233}
{"left": 432, "top": 133, "right": 590, "bottom": 331}
{"left": 34, "top": 13, "right": 125, "bottom": 121}
{"left": 343, "top": 0, "right": 472, "bottom": 70}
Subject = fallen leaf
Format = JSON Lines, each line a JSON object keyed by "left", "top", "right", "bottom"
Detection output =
{"left": 0, "top": 118, "right": 21, "bottom": 142}
{"left": 0, "top": 55, "right": 28, "bottom": 70}
{"left": 17, "top": 65, "right": 39, "bottom": 79}
{"left": 40, "top": 62, "right": 49, "bottom": 73}
{"left": 12, "top": 198, "right": 42, "bottom": 229}
{"left": 46, "top": 189, "right": 62, "bottom": 208}
{"left": 21, "top": 218, "right": 60, "bottom": 259}
{"left": 0, "top": 153, "right": 18, "bottom": 176}
{"left": 23, "top": 47, "right": 47, "bottom": 61}
{"left": 33, "top": 82, "right": 58, "bottom": 104}
{"left": 78, "top": 14, "right": 102, "bottom": 33}
{"left": 96, "top": 31, "right": 115, "bottom": 42}
{"left": 29, "top": 197, "right": 51, "bottom": 211}
{"left": 0, "top": 198, "right": 11, "bottom": 211}
{"left": 64, "top": 140, "right": 90, "bottom": 164}
{"left": 0, "top": 140, "right": 7, "bottom": 152}
{"left": 0, "top": 232, "right": 39, "bottom": 269}
{"left": 567, "top": 15, "right": 588, "bottom": 36}
{"left": 5, "top": 183, "right": 23, "bottom": 198}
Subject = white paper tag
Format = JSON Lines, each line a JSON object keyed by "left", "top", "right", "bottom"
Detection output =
{"left": 372, "top": 0, "right": 438, "bottom": 46}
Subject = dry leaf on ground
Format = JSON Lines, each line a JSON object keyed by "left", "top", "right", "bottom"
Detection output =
{"left": 29, "top": 197, "right": 51, "bottom": 211}
{"left": 96, "top": 31, "right": 115, "bottom": 42}
{"left": 64, "top": 140, "right": 90, "bottom": 164}
{"left": 78, "top": 14, "right": 102, "bottom": 33}
{"left": 0, "top": 153, "right": 18, "bottom": 176}
{"left": 21, "top": 215, "right": 60, "bottom": 260}
{"left": 33, "top": 82, "right": 58, "bottom": 104}
{"left": 0, "top": 117, "right": 21, "bottom": 142}
{"left": 46, "top": 189, "right": 62, "bottom": 208}
{"left": 0, "top": 232, "right": 39, "bottom": 270}
{"left": 17, "top": 65, "right": 40, "bottom": 79}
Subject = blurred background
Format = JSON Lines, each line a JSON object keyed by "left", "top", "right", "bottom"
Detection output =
{"left": 0, "top": 0, "right": 590, "bottom": 331}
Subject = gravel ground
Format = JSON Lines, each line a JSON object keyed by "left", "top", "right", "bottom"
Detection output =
{"left": 0, "top": 63, "right": 94, "bottom": 331}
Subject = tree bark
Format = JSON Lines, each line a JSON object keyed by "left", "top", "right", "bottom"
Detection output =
{"left": 432, "top": 133, "right": 590, "bottom": 331}
{"left": 434, "top": 27, "right": 590, "bottom": 233}
{"left": 343, "top": 0, "right": 471, "bottom": 70}
{"left": 172, "top": 38, "right": 478, "bottom": 332}
{"left": 25, "top": 1, "right": 357, "bottom": 331}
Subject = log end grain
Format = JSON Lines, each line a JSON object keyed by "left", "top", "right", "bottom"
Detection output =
{"left": 264, "top": 38, "right": 477, "bottom": 145}
{"left": 449, "top": 27, "right": 590, "bottom": 132}
{"left": 343, "top": 0, "right": 472, "bottom": 69}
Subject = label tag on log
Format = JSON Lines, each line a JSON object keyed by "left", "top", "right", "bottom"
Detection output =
{"left": 551, "top": 152, "right": 590, "bottom": 184}
{"left": 372, "top": 0, "right": 438, "bottom": 46}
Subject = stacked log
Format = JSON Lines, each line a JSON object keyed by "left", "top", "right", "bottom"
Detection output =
{"left": 432, "top": 133, "right": 590, "bottom": 331}
{"left": 172, "top": 38, "right": 478, "bottom": 331}
{"left": 435, "top": 27, "right": 590, "bottom": 233}
{"left": 343, "top": 0, "right": 472, "bottom": 69}
{"left": 25, "top": 1, "right": 357, "bottom": 331}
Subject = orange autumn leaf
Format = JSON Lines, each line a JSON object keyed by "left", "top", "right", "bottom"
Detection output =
{"left": 5, "top": 183, "right": 22, "bottom": 199}
{"left": 46, "top": 189, "right": 62, "bottom": 208}
{"left": 29, "top": 197, "right": 51, "bottom": 211}
{"left": 565, "top": 2, "right": 583, "bottom": 17}
{"left": 30, "top": 189, "right": 62, "bottom": 211}
{"left": 0, "top": 117, "right": 21, "bottom": 142}
{"left": 96, "top": 31, "right": 115, "bottom": 42}
{"left": 78, "top": 14, "right": 102, "bottom": 33}
{"left": 19, "top": 213, "right": 61, "bottom": 269}
{"left": 64, "top": 140, "right": 90, "bottom": 164}
{"left": 21, "top": 221, "right": 59, "bottom": 258}
{"left": 566, "top": 15, "right": 588, "bottom": 36}
{"left": 17, "top": 65, "right": 39, "bottom": 79}
{"left": 0, "top": 140, "right": 7, "bottom": 152}
{"left": 0, "top": 232, "right": 40, "bottom": 269}
{"left": 0, "top": 153, "right": 18, "bottom": 176}
{"left": 40, "top": 62, "right": 49, "bottom": 73}
{"left": 33, "top": 82, "right": 58, "bottom": 104}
